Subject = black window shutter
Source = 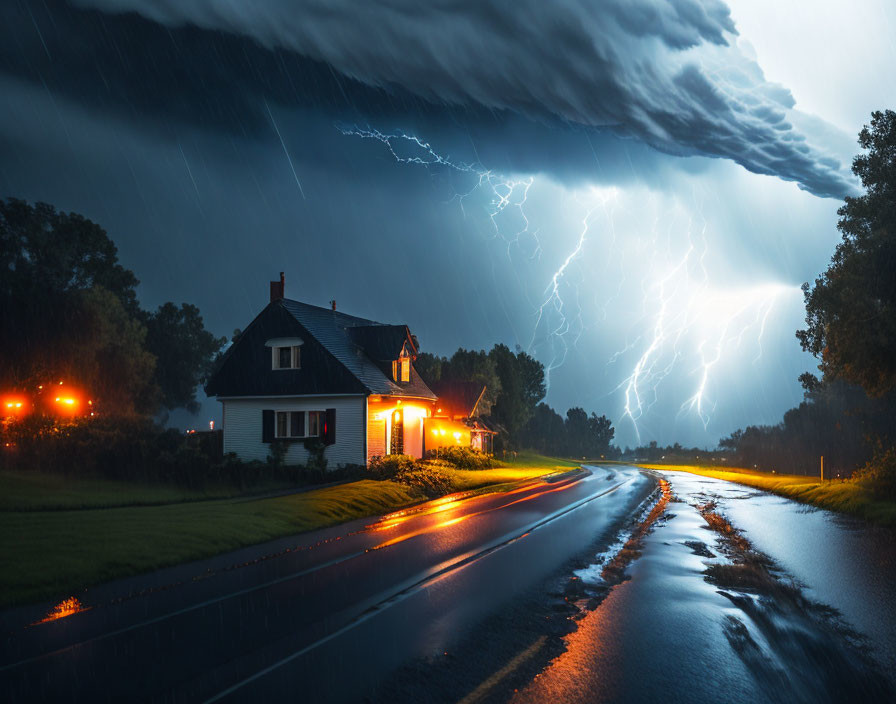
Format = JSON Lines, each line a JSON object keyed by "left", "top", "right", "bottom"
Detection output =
{"left": 291, "top": 411, "right": 305, "bottom": 437}
{"left": 324, "top": 408, "right": 336, "bottom": 445}
{"left": 262, "top": 410, "right": 274, "bottom": 443}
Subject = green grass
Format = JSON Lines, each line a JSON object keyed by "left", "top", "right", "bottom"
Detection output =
{"left": 0, "top": 470, "right": 299, "bottom": 511}
{"left": 0, "top": 454, "right": 573, "bottom": 608}
{"left": 639, "top": 463, "right": 896, "bottom": 528}
{"left": 500, "top": 451, "right": 579, "bottom": 470}
{"left": 0, "top": 480, "right": 420, "bottom": 608}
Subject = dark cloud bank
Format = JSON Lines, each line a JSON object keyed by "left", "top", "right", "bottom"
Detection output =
{"left": 71, "top": 0, "right": 854, "bottom": 198}
{"left": 0, "top": 1, "right": 851, "bottom": 443}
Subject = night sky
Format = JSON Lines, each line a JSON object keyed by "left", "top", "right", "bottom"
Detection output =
{"left": 2, "top": 1, "right": 894, "bottom": 447}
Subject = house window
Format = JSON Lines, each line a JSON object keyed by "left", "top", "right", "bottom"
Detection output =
{"left": 273, "top": 345, "right": 301, "bottom": 370}
{"left": 275, "top": 411, "right": 305, "bottom": 438}
{"left": 308, "top": 410, "right": 324, "bottom": 437}
{"left": 392, "top": 345, "right": 411, "bottom": 383}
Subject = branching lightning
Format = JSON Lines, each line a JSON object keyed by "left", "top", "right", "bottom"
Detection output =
{"left": 338, "top": 124, "right": 799, "bottom": 444}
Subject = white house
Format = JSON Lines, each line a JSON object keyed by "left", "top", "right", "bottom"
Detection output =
{"left": 205, "top": 274, "right": 489, "bottom": 468}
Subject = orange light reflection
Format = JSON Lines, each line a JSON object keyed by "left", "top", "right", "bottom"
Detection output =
{"left": 31, "top": 597, "right": 90, "bottom": 625}
{"left": 368, "top": 477, "right": 579, "bottom": 551}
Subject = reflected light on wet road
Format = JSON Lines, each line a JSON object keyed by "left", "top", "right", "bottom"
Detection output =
{"left": 367, "top": 478, "right": 582, "bottom": 551}
{"left": 30, "top": 597, "right": 90, "bottom": 626}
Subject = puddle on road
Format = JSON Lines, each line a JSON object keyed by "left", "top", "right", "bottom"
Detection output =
{"left": 366, "top": 469, "right": 894, "bottom": 704}
{"left": 513, "top": 475, "right": 893, "bottom": 704}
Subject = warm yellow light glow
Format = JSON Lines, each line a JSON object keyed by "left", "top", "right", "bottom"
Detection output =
{"left": 373, "top": 403, "right": 430, "bottom": 422}
{"left": 440, "top": 429, "right": 446, "bottom": 436}
{"left": 2, "top": 395, "right": 29, "bottom": 417}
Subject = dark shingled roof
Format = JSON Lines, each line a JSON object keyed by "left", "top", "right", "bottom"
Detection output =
{"left": 430, "top": 380, "right": 487, "bottom": 418}
{"left": 205, "top": 298, "right": 436, "bottom": 400}
{"left": 348, "top": 325, "right": 416, "bottom": 361}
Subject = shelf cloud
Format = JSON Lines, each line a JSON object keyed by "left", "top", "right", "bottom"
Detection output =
{"left": 76, "top": 0, "right": 854, "bottom": 198}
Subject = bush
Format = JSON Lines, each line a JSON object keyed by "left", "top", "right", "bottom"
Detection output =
{"left": 392, "top": 465, "right": 453, "bottom": 498}
{"left": 366, "top": 454, "right": 453, "bottom": 498}
{"left": 0, "top": 415, "right": 356, "bottom": 490}
{"left": 855, "top": 447, "right": 896, "bottom": 500}
{"left": 425, "top": 445, "right": 495, "bottom": 470}
{"left": 366, "top": 454, "right": 422, "bottom": 480}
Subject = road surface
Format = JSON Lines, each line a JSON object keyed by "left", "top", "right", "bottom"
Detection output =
{"left": 0, "top": 466, "right": 652, "bottom": 702}
{"left": 2, "top": 465, "right": 893, "bottom": 703}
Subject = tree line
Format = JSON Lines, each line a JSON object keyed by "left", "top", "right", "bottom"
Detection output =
{"left": 0, "top": 198, "right": 225, "bottom": 417}
{"left": 720, "top": 111, "right": 896, "bottom": 495}
{"left": 416, "top": 347, "right": 616, "bottom": 459}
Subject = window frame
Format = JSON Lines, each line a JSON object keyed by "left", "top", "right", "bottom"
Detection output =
{"left": 272, "top": 345, "right": 301, "bottom": 370}
{"left": 308, "top": 410, "right": 324, "bottom": 437}
{"left": 274, "top": 410, "right": 306, "bottom": 439}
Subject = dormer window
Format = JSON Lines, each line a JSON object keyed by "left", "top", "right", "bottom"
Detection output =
{"left": 392, "top": 344, "right": 411, "bottom": 383}
{"left": 265, "top": 337, "right": 303, "bottom": 370}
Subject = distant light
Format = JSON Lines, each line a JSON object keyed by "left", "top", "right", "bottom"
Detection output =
{"left": 209, "top": 420, "right": 214, "bottom": 430}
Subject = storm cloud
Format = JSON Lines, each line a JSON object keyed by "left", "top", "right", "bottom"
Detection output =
{"left": 75, "top": 0, "right": 854, "bottom": 198}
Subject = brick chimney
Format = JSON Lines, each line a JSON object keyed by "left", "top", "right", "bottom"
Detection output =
{"left": 270, "top": 272, "right": 285, "bottom": 303}
{"left": 330, "top": 299, "right": 336, "bottom": 311}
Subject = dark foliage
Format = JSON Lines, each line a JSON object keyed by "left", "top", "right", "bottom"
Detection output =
{"left": 0, "top": 198, "right": 224, "bottom": 416}
{"left": 854, "top": 446, "right": 896, "bottom": 500}
{"left": 798, "top": 110, "right": 896, "bottom": 397}
{"left": 718, "top": 380, "right": 896, "bottom": 477}
{"left": 523, "top": 403, "right": 616, "bottom": 459}
{"left": 0, "top": 416, "right": 353, "bottom": 489}
{"left": 144, "top": 303, "right": 226, "bottom": 413}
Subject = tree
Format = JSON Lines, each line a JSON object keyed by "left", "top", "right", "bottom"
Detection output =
{"left": 0, "top": 198, "right": 223, "bottom": 415}
{"left": 524, "top": 403, "right": 567, "bottom": 456}
{"left": 71, "top": 287, "right": 158, "bottom": 414}
{"left": 586, "top": 412, "right": 615, "bottom": 457}
{"left": 144, "top": 303, "right": 226, "bottom": 413}
{"left": 442, "top": 348, "right": 501, "bottom": 414}
{"left": 564, "top": 407, "right": 590, "bottom": 457}
{"left": 414, "top": 352, "right": 443, "bottom": 386}
{"left": 797, "top": 110, "right": 896, "bottom": 397}
{"left": 489, "top": 344, "right": 545, "bottom": 441}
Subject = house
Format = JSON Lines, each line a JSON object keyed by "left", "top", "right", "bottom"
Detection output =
{"left": 429, "top": 380, "right": 497, "bottom": 454}
{"left": 205, "top": 274, "right": 489, "bottom": 467}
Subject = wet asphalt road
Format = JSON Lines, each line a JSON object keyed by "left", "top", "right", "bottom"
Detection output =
{"left": 0, "top": 466, "right": 653, "bottom": 702}
{"left": 513, "top": 469, "right": 895, "bottom": 704}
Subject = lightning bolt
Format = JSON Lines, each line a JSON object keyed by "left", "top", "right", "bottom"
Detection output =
{"left": 338, "top": 125, "right": 799, "bottom": 445}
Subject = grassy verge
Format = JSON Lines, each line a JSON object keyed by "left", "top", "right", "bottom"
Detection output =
{"left": 0, "top": 470, "right": 301, "bottom": 511}
{"left": 0, "top": 454, "right": 570, "bottom": 608}
{"left": 0, "top": 480, "right": 419, "bottom": 608}
{"left": 639, "top": 464, "right": 896, "bottom": 528}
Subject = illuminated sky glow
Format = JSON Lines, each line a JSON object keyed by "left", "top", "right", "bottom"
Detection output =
{"left": 1, "top": 1, "right": 894, "bottom": 447}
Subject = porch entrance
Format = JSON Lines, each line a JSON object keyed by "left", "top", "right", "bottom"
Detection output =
{"left": 390, "top": 409, "right": 404, "bottom": 455}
